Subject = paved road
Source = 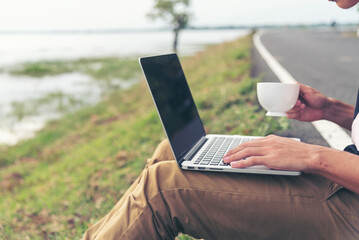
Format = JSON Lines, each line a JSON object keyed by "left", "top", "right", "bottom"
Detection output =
{"left": 252, "top": 30, "right": 359, "bottom": 147}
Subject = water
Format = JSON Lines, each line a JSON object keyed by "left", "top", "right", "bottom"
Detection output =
{"left": 0, "top": 29, "right": 248, "bottom": 145}
{"left": 0, "top": 29, "right": 248, "bottom": 66}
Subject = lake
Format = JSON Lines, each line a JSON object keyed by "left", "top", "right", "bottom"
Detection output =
{"left": 0, "top": 29, "right": 248, "bottom": 66}
{"left": 0, "top": 29, "right": 248, "bottom": 145}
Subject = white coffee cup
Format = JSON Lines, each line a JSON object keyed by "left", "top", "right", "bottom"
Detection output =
{"left": 257, "top": 82, "right": 300, "bottom": 117}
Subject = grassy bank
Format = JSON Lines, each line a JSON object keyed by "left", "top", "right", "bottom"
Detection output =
{"left": 8, "top": 57, "right": 140, "bottom": 81}
{"left": 0, "top": 35, "right": 288, "bottom": 239}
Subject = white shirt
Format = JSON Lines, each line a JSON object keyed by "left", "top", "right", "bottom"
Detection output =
{"left": 352, "top": 114, "right": 359, "bottom": 148}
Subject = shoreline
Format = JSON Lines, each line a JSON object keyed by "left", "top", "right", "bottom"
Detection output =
{"left": 0, "top": 29, "right": 248, "bottom": 146}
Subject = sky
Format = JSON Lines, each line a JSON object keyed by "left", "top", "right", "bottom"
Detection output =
{"left": 0, "top": 0, "right": 358, "bottom": 31}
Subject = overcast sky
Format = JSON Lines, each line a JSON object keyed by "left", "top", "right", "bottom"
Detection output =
{"left": 0, "top": 0, "right": 358, "bottom": 31}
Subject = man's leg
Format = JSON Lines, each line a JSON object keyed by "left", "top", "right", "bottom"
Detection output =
{"left": 83, "top": 139, "right": 174, "bottom": 239}
{"left": 147, "top": 138, "right": 175, "bottom": 166}
{"left": 83, "top": 140, "right": 359, "bottom": 240}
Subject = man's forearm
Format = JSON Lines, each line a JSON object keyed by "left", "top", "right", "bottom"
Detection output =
{"left": 324, "top": 97, "right": 355, "bottom": 130}
{"left": 309, "top": 147, "right": 359, "bottom": 194}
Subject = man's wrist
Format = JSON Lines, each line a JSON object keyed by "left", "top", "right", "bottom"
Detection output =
{"left": 304, "top": 146, "right": 324, "bottom": 174}
{"left": 322, "top": 97, "right": 354, "bottom": 130}
{"left": 322, "top": 97, "right": 336, "bottom": 122}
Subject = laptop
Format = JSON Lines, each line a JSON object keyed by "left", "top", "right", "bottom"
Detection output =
{"left": 139, "top": 53, "right": 301, "bottom": 176}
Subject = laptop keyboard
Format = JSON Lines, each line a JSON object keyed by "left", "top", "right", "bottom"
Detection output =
{"left": 193, "top": 136, "right": 252, "bottom": 166}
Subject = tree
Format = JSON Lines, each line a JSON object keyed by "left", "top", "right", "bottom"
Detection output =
{"left": 148, "top": 0, "right": 191, "bottom": 52}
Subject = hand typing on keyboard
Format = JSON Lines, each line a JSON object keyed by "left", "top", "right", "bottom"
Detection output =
{"left": 222, "top": 135, "right": 319, "bottom": 172}
{"left": 193, "top": 136, "right": 252, "bottom": 166}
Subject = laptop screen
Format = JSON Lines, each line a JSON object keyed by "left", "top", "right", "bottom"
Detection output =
{"left": 140, "top": 54, "right": 206, "bottom": 160}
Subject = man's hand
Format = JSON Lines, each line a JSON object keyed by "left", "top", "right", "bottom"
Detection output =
{"left": 286, "top": 82, "right": 354, "bottom": 130}
{"left": 223, "top": 135, "right": 322, "bottom": 172}
{"left": 286, "top": 83, "right": 330, "bottom": 122}
{"left": 222, "top": 135, "right": 359, "bottom": 194}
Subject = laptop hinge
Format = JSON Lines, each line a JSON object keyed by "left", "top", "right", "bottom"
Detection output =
{"left": 179, "top": 136, "right": 208, "bottom": 165}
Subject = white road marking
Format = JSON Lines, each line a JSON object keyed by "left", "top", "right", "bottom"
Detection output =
{"left": 253, "top": 31, "right": 353, "bottom": 150}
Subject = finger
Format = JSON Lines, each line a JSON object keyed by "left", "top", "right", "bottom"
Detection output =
{"left": 230, "top": 156, "right": 265, "bottom": 168}
{"left": 294, "top": 99, "right": 302, "bottom": 107}
{"left": 298, "top": 83, "right": 315, "bottom": 102}
{"left": 225, "top": 135, "right": 279, "bottom": 158}
{"left": 287, "top": 106, "right": 302, "bottom": 114}
{"left": 224, "top": 138, "right": 268, "bottom": 157}
{"left": 287, "top": 104, "right": 306, "bottom": 119}
{"left": 286, "top": 109, "right": 305, "bottom": 119}
{"left": 225, "top": 144, "right": 251, "bottom": 158}
{"left": 286, "top": 107, "right": 302, "bottom": 116}
{"left": 227, "top": 135, "right": 280, "bottom": 156}
{"left": 223, "top": 147, "right": 265, "bottom": 163}
{"left": 298, "top": 82, "right": 311, "bottom": 95}
{"left": 286, "top": 112, "right": 300, "bottom": 119}
{"left": 287, "top": 103, "right": 305, "bottom": 114}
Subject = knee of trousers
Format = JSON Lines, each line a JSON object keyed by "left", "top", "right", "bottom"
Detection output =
{"left": 147, "top": 139, "right": 175, "bottom": 165}
{"left": 142, "top": 161, "right": 187, "bottom": 198}
{"left": 127, "top": 161, "right": 188, "bottom": 238}
{"left": 133, "top": 160, "right": 194, "bottom": 217}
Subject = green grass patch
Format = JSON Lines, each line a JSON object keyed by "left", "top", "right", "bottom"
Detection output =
{"left": 0, "top": 35, "right": 289, "bottom": 239}
{"left": 9, "top": 57, "right": 140, "bottom": 81}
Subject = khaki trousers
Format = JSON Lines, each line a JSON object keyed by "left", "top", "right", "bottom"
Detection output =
{"left": 83, "top": 139, "right": 359, "bottom": 240}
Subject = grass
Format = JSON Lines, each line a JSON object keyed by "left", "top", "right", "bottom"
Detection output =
{"left": 8, "top": 57, "right": 140, "bottom": 81}
{"left": 0, "top": 35, "right": 289, "bottom": 239}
